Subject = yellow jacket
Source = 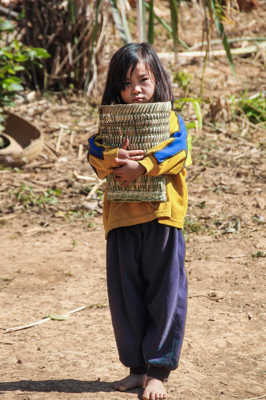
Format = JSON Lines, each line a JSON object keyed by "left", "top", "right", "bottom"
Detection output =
{"left": 88, "top": 111, "right": 191, "bottom": 237}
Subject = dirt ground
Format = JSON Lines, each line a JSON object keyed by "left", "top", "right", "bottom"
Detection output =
{"left": 0, "top": 3, "right": 265, "bottom": 400}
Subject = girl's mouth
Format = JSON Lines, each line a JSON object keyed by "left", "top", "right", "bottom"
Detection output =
{"left": 133, "top": 97, "right": 144, "bottom": 102}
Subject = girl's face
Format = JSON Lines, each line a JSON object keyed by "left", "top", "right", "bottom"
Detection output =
{"left": 120, "top": 60, "right": 155, "bottom": 104}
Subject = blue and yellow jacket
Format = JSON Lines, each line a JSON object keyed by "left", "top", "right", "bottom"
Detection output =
{"left": 88, "top": 110, "right": 191, "bottom": 237}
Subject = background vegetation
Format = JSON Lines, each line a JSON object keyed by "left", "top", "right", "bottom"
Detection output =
{"left": 0, "top": 0, "right": 248, "bottom": 95}
{"left": 1, "top": 0, "right": 264, "bottom": 141}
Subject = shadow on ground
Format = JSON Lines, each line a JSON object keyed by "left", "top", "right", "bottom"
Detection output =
{"left": 0, "top": 379, "right": 143, "bottom": 398}
{"left": 0, "top": 379, "right": 112, "bottom": 393}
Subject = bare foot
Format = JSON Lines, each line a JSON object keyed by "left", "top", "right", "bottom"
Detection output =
{"left": 113, "top": 374, "right": 146, "bottom": 392}
{"left": 142, "top": 376, "right": 167, "bottom": 400}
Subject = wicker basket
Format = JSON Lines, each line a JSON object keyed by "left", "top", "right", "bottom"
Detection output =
{"left": 99, "top": 102, "right": 171, "bottom": 202}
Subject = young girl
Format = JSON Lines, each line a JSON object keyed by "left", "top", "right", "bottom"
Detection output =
{"left": 88, "top": 42, "right": 191, "bottom": 400}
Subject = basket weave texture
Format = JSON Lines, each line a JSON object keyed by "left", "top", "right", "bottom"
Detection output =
{"left": 99, "top": 102, "right": 171, "bottom": 202}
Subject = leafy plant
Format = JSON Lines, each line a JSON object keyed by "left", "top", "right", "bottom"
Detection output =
{"left": 184, "top": 216, "right": 204, "bottom": 234}
{"left": 230, "top": 92, "right": 266, "bottom": 126}
{"left": 207, "top": 0, "right": 235, "bottom": 76}
{"left": 64, "top": 209, "right": 96, "bottom": 228}
{"left": 174, "top": 97, "right": 203, "bottom": 131}
{"left": 174, "top": 70, "right": 193, "bottom": 97}
{"left": 252, "top": 250, "right": 266, "bottom": 258}
{"left": 0, "top": 18, "right": 49, "bottom": 132}
{"left": 145, "top": 0, "right": 189, "bottom": 49}
{"left": 14, "top": 184, "right": 61, "bottom": 209}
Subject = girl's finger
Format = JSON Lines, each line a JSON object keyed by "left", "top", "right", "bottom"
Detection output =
{"left": 122, "top": 137, "right": 129, "bottom": 149}
{"left": 129, "top": 149, "right": 144, "bottom": 154}
{"left": 114, "top": 158, "right": 127, "bottom": 165}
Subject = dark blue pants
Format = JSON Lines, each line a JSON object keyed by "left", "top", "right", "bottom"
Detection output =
{"left": 106, "top": 220, "right": 187, "bottom": 380}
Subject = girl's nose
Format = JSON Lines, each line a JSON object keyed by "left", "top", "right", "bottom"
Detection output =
{"left": 132, "top": 84, "right": 141, "bottom": 94}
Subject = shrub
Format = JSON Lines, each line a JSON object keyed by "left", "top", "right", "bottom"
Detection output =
{"left": 0, "top": 18, "right": 49, "bottom": 135}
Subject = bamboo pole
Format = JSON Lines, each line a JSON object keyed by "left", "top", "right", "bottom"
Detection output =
{"left": 136, "top": 0, "right": 145, "bottom": 42}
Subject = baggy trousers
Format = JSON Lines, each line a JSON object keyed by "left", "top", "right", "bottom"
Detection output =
{"left": 106, "top": 220, "right": 187, "bottom": 380}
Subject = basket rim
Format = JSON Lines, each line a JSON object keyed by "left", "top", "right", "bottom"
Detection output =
{"left": 99, "top": 101, "right": 172, "bottom": 114}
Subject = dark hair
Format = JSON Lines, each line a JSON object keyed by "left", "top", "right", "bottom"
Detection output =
{"left": 101, "top": 42, "right": 173, "bottom": 105}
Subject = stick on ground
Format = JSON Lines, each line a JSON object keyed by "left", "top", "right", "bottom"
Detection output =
{"left": 4, "top": 305, "right": 87, "bottom": 334}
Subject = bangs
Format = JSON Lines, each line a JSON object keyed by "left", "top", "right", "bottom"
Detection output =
{"left": 118, "top": 58, "right": 139, "bottom": 92}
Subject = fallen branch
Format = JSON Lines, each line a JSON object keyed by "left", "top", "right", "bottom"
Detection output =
{"left": 189, "top": 36, "right": 266, "bottom": 51}
{"left": 44, "top": 143, "right": 60, "bottom": 158}
{"left": 78, "top": 144, "right": 83, "bottom": 160}
{"left": 188, "top": 294, "right": 224, "bottom": 302}
{"left": 56, "top": 129, "right": 65, "bottom": 153}
{"left": 27, "top": 177, "right": 68, "bottom": 187}
{"left": 0, "top": 5, "right": 18, "bottom": 19}
{"left": 4, "top": 305, "right": 87, "bottom": 334}
{"left": 224, "top": 254, "right": 249, "bottom": 258}
{"left": 86, "top": 179, "right": 105, "bottom": 199}
{"left": 158, "top": 42, "right": 266, "bottom": 61}
{"left": 73, "top": 170, "right": 98, "bottom": 182}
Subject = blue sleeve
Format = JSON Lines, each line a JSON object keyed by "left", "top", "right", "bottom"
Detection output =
{"left": 88, "top": 135, "right": 104, "bottom": 160}
{"left": 153, "top": 115, "right": 187, "bottom": 164}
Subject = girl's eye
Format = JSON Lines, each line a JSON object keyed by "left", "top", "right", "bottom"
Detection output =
{"left": 141, "top": 77, "right": 148, "bottom": 82}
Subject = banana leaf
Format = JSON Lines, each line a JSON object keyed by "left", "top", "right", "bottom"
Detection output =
{"left": 209, "top": 0, "right": 236, "bottom": 76}
{"left": 109, "top": 0, "right": 132, "bottom": 43}
{"left": 147, "top": 0, "right": 154, "bottom": 44}
{"left": 144, "top": 1, "right": 189, "bottom": 49}
{"left": 169, "top": 0, "right": 179, "bottom": 54}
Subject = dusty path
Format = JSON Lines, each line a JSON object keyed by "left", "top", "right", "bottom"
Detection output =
{"left": 0, "top": 215, "right": 265, "bottom": 400}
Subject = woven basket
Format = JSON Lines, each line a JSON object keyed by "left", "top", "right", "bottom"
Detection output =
{"left": 0, "top": 112, "right": 43, "bottom": 167}
{"left": 99, "top": 102, "right": 171, "bottom": 202}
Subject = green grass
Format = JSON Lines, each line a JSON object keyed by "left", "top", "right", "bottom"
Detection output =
{"left": 230, "top": 92, "right": 266, "bottom": 126}
{"left": 14, "top": 184, "right": 61, "bottom": 209}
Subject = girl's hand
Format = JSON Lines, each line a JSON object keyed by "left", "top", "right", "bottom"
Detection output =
{"left": 112, "top": 159, "right": 146, "bottom": 187}
{"left": 117, "top": 137, "right": 145, "bottom": 161}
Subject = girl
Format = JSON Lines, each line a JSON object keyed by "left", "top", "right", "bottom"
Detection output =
{"left": 88, "top": 42, "right": 191, "bottom": 400}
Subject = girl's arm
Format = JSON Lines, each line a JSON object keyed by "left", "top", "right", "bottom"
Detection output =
{"left": 88, "top": 135, "right": 144, "bottom": 179}
{"left": 114, "top": 114, "right": 192, "bottom": 178}
{"left": 139, "top": 113, "right": 191, "bottom": 176}
{"left": 88, "top": 135, "right": 118, "bottom": 179}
